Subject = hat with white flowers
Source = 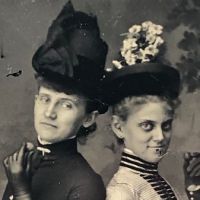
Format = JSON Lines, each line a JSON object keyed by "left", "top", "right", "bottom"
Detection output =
{"left": 103, "top": 21, "right": 180, "bottom": 105}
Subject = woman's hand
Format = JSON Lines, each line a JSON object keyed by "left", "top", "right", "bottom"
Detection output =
{"left": 3, "top": 143, "right": 35, "bottom": 199}
{"left": 183, "top": 152, "right": 200, "bottom": 199}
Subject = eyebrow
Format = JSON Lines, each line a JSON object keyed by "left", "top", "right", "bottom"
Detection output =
{"left": 59, "top": 97, "right": 79, "bottom": 104}
{"left": 162, "top": 119, "right": 173, "bottom": 124}
{"left": 138, "top": 118, "right": 173, "bottom": 124}
{"left": 39, "top": 93, "right": 80, "bottom": 104}
{"left": 138, "top": 119, "right": 155, "bottom": 123}
{"left": 38, "top": 93, "right": 50, "bottom": 97}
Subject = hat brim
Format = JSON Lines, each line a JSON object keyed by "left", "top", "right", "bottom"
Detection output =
{"left": 103, "top": 63, "right": 180, "bottom": 105}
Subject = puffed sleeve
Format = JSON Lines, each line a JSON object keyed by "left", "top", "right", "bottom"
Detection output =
{"left": 106, "top": 183, "right": 141, "bottom": 200}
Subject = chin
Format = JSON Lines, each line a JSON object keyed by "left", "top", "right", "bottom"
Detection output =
{"left": 150, "top": 154, "right": 166, "bottom": 163}
{"left": 37, "top": 130, "right": 55, "bottom": 143}
{"left": 142, "top": 154, "right": 163, "bottom": 163}
{"left": 151, "top": 157, "right": 163, "bottom": 163}
{"left": 39, "top": 135, "right": 54, "bottom": 143}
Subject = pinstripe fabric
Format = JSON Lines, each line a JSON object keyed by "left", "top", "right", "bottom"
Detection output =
{"left": 106, "top": 149, "right": 179, "bottom": 200}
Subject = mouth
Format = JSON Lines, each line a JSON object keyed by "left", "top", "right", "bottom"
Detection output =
{"left": 148, "top": 145, "right": 167, "bottom": 157}
{"left": 148, "top": 145, "right": 165, "bottom": 148}
{"left": 40, "top": 122, "right": 57, "bottom": 128}
{"left": 149, "top": 145, "right": 165, "bottom": 149}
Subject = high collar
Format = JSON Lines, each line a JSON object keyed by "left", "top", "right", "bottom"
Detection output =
{"left": 120, "top": 149, "right": 177, "bottom": 200}
{"left": 37, "top": 138, "right": 77, "bottom": 159}
{"left": 120, "top": 148, "right": 158, "bottom": 175}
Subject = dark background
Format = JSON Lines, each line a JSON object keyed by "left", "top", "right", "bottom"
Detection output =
{"left": 1, "top": 0, "right": 200, "bottom": 199}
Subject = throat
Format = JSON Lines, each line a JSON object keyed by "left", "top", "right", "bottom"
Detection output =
{"left": 37, "top": 136, "right": 52, "bottom": 145}
{"left": 120, "top": 148, "right": 158, "bottom": 175}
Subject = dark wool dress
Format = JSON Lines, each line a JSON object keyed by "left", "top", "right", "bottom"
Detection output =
{"left": 3, "top": 138, "right": 106, "bottom": 200}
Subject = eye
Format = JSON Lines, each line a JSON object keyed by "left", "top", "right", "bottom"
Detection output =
{"left": 38, "top": 95, "right": 50, "bottom": 104}
{"left": 60, "top": 101, "right": 73, "bottom": 109}
{"left": 162, "top": 120, "right": 173, "bottom": 132}
{"left": 139, "top": 121, "right": 154, "bottom": 132}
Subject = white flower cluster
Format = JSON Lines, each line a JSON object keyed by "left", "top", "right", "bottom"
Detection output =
{"left": 112, "top": 21, "right": 164, "bottom": 69}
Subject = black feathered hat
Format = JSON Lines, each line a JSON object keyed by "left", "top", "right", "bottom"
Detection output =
{"left": 32, "top": 1, "right": 108, "bottom": 113}
{"left": 103, "top": 21, "right": 181, "bottom": 105}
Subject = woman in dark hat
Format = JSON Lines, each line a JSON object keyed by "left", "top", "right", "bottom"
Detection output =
{"left": 104, "top": 21, "right": 182, "bottom": 199}
{"left": 3, "top": 2, "right": 108, "bottom": 200}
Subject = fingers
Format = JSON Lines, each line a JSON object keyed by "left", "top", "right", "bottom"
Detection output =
{"left": 26, "top": 142, "right": 34, "bottom": 151}
{"left": 3, "top": 156, "right": 11, "bottom": 180}
{"left": 31, "top": 151, "right": 43, "bottom": 171}
{"left": 3, "top": 142, "right": 36, "bottom": 185}
{"left": 184, "top": 153, "right": 200, "bottom": 176}
{"left": 3, "top": 142, "right": 33, "bottom": 171}
{"left": 17, "top": 143, "right": 26, "bottom": 164}
{"left": 16, "top": 142, "right": 34, "bottom": 163}
{"left": 191, "top": 166, "right": 200, "bottom": 177}
{"left": 23, "top": 143, "right": 40, "bottom": 177}
{"left": 3, "top": 155, "right": 14, "bottom": 170}
{"left": 25, "top": 151, "right": 34, "bottom": 177}
{"left": 184, "top": 152, "right": 200, "bottom": 159}
{"left": 9, "top": 156, "right": 13, "bottom": 165}
{"left": 3, "top": 157, "right": 9, "bottom": 168}
{"left": 187, "top": 158, "right": 200, "bottom": 172}
{"left": 189, "top": 161, "right": 200, "bottom": 177}
{"left": 184, "top": 152, "right": 190, "bottom": 160}
{"left": 3, "top": 155, "right": 15, "bottom": 176}
{"left": 3, "top": 142, "right": 38, "bottom": 179}
{"left": 13, "top": 152, "right": 18, "bottom": 161}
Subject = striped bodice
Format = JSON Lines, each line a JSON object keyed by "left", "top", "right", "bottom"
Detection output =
{"left": 120, "top": 150, "right": 177, "bottom": 200}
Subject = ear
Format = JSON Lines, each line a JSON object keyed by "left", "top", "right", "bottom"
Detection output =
{"left": 111, "top": 115, "right": 125, "bottom": 139}
{"left": 82, "top": 111, "right": 99, "bottom": 128}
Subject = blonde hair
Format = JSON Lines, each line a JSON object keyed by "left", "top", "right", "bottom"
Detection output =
{"left": 111, "top": 95, "right": 180, "bottom": 121}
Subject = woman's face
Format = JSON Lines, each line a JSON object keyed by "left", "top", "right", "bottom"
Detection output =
{"left": 34, "top": 86, "right": 94, "bottom": 143}
{"left": 115, "top": 101, "right": 174, "bottom": 163}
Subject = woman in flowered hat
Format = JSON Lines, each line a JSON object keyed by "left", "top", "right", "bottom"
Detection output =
{"left": 3, "top": 2, "right": 108, "bottom": 200}
{"left": 104, "top": 21, "right": 182, "bottom": 200}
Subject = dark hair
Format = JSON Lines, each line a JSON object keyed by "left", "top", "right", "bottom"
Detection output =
{"left": 35, "top": 74, "right": 100, "bottom": 137}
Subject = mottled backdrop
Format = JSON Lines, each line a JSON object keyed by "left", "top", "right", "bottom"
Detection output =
{"left": 1, "top": 0, "right": 200, "bottom": 199}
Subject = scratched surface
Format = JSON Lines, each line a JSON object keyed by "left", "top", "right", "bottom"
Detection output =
{"left": 0, "top": 0, "right": 200, "bottom": 199}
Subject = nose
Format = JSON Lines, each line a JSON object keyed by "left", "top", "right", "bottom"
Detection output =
{"left": 153, "top": 127, "right": 164, "bottom": 142}
{"left": 44, "top": 103, "right": 57, "bottom": 120}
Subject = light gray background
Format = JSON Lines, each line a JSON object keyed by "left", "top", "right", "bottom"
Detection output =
{"left": 0, "top": 0, "right": 200, "bottom": 199}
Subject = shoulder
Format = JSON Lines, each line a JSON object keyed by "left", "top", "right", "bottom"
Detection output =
{"left": 68, "top": 153, "right": 99, "bottom": 177}
{"left": 106, "top": 182, "right": 144, "bottom": 200}
{"left": 106, "top": 167, "right": 145, "bottom": 200}
{"left": 106, "top": 182, "right": 134, "bottom": 200}
{"left": 109, "top": 167, "right": 146, "bottom": 188}
{"left": 66, "top": 152, "right": 105, "bottom": 187}
{"left": 106, "top": 167, "right": 148, "bottom": 200}
{"left": 67, "top": 154, "right": 106, "bottom": 200}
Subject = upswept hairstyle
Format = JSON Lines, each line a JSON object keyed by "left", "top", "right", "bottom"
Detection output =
{"left": 111, "top": 95, "right": 180, "bottom": 122}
